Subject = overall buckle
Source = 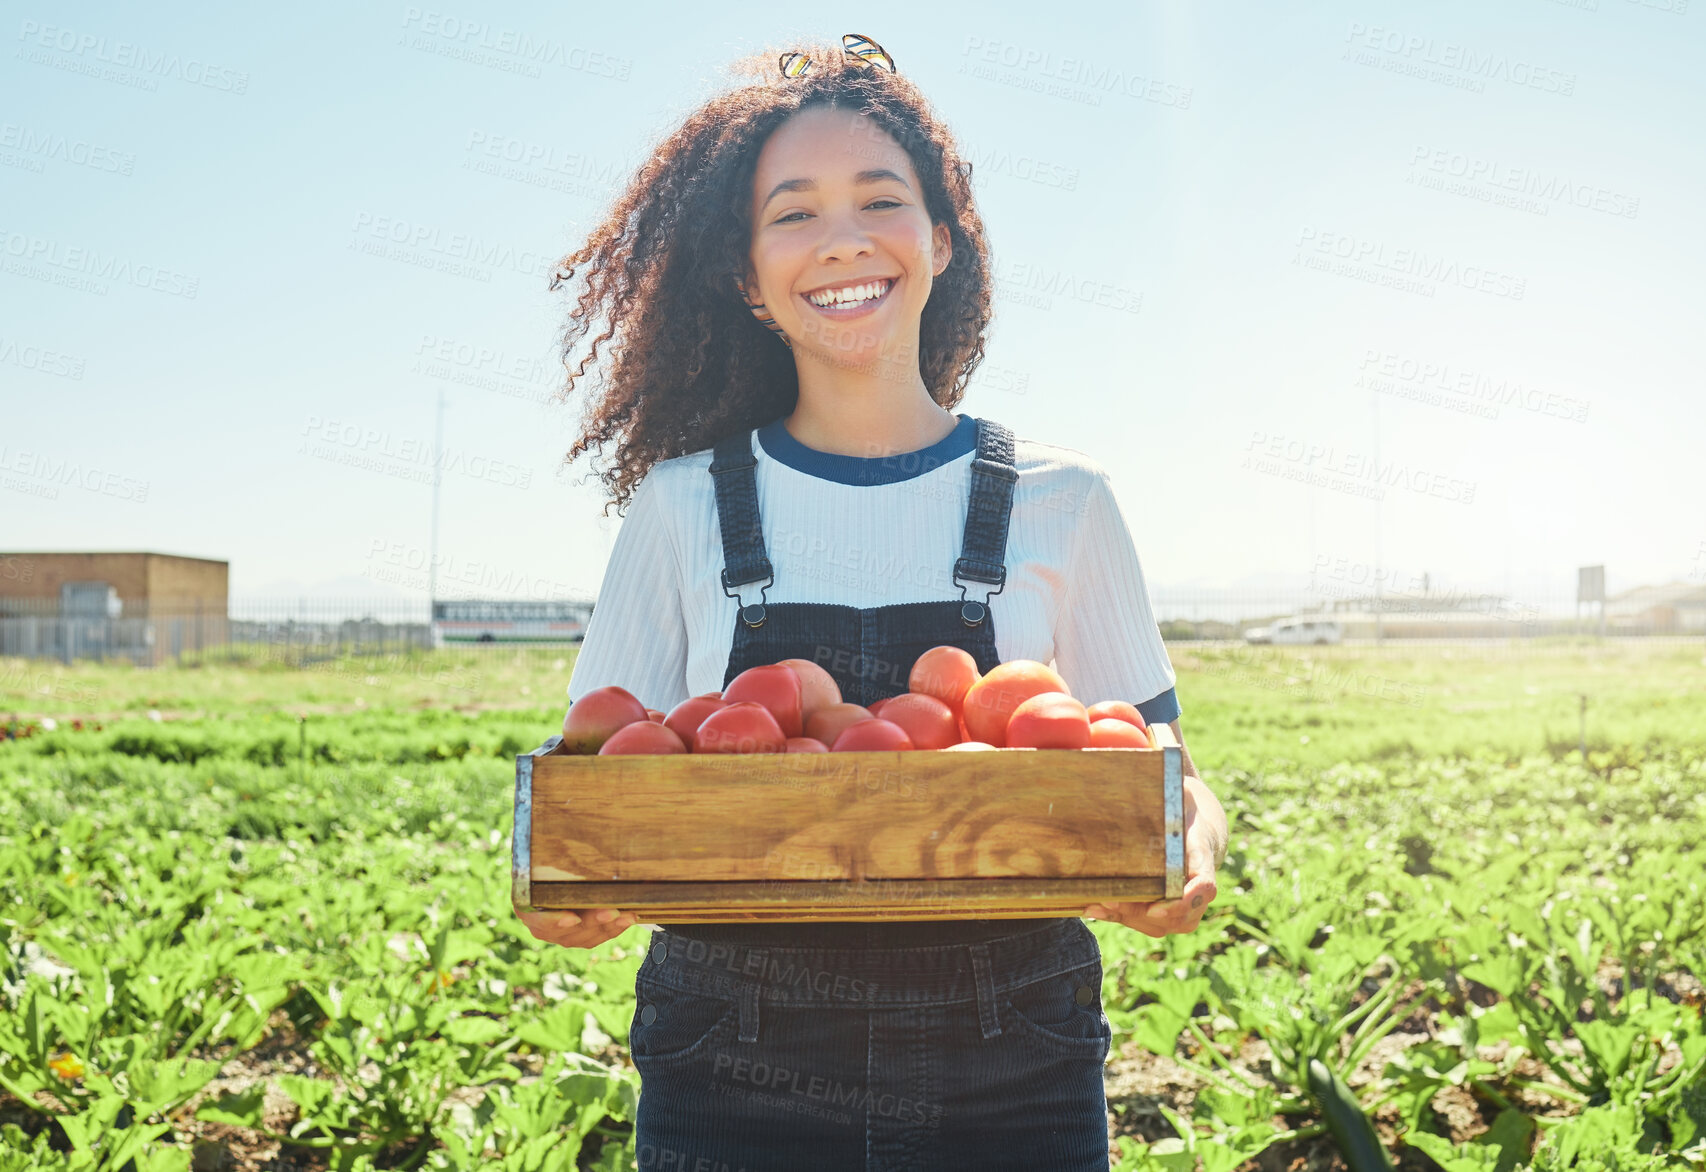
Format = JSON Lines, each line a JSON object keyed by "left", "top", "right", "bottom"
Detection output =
{"left": 722, "top": 570, "right": 773, "bottom": 628}
{"left": 951, "top": 562, "right": 1006, "bottom": 627}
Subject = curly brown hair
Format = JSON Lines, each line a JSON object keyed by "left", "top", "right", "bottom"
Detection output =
{"left": 548, "top": 39, "right": 994, "bottom": 516}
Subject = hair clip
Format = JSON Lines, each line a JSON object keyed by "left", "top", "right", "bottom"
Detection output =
{"left": 779, "top": 33, "right": 896, "bottom": 79}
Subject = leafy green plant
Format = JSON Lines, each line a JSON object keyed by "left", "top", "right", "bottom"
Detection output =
{"left": 9, "top": 643, "right": 1706, "bottom": 1168}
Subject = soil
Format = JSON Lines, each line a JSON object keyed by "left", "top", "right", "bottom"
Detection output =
{"left": 7, "top": 966, "right": 1649, "bottom": 1172}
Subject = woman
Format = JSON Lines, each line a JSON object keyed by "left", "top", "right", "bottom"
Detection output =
{"left": 519, "top": 34, "right": 1229, "bottom": 1170}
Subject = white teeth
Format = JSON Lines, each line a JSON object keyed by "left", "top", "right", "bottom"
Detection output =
{"left": 807, "top": 278, "right": 891, "bottom": 307}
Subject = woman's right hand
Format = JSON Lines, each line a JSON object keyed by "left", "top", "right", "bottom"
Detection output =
{"left": 517, "top": 906, "right": 638, "bottom": 950}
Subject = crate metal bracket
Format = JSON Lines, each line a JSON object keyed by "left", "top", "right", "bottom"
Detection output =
{"left": 513, "top": 735, "right": 562, "bottom": 913}
{"left": 1146, "top": 723, "right": 1185, "bottom": 901}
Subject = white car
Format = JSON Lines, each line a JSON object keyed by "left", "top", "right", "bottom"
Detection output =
{"left": 1243, "top": 617, "right": 1342, "bottom": 645}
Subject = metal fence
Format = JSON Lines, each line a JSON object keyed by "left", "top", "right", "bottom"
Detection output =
{"left": 0, "top": 591, "right": 1700, "bottom": 667}
{"left": 0, "top": 598, "right": 427, "bottom": 667}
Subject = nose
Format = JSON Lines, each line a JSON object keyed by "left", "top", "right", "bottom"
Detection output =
{"left": 813, "top": 210, "right": 876, "bottom": 266}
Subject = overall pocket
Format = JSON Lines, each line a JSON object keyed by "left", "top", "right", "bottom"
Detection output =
{"left": 1000, "top": 960, "right": 1112, "bottom": 1062}
{"left": 630, "top": 975, "right": 738, "bottom": 1069}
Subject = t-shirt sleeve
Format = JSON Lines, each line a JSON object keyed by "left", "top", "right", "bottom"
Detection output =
{"left": 1052, "top": 466, "right": 1181, "bottom": 725}
{"left": 565, "top": 471, "right": 690, "bottom": 713}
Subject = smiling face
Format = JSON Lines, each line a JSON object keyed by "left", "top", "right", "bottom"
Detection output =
{"left": 744, "top": 103, "right": 952, "bottom": 366}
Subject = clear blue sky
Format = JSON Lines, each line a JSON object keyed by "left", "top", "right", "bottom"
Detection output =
{"left": 5, "top": 0, "right": 1702, "bottom": 615}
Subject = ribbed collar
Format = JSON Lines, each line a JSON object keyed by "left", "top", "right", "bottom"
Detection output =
{"left": 755, "top": 412, "right": 977, "bottom": 486}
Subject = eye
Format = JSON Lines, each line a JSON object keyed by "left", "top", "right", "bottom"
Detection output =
{"left": 774, "top": 199, "right": 904, "bottom": 224}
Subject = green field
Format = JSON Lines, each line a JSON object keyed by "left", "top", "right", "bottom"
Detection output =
{"left": 2, "top": 640, "right": 1703, "bottom": 1171}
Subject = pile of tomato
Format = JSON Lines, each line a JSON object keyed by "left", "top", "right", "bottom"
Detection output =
{"left": 561, "top": 647, "right": 1154, "bottom": 755}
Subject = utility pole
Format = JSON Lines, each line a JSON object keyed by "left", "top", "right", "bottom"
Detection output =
{"left": 429, "top": 389, "right": 445, "bottom": 621}
{"left": 1372, "top": 393, "right": 1383, "bottom": 645}
{"left": 1307, "top": 484, "right": 1317, "bottom": 612}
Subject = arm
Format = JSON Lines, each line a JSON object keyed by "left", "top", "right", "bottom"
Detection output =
{"left": 524, "top": 472, "right": 686, "bottom": 949}
{"left": 1173, "top": 718, "right": 1228, "bottom": 871}
{"left": 1084, "top": 717, "right": 1226, "bottom": 936}
{"left": 1050, "top": 466, "right": 1226, "bottom": 933}
{"left": 565, "top": 471, "right": 690, "bottom": 712}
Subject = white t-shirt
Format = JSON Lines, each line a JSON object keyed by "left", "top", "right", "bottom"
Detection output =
{"left": 567, "top": 412, "right": 1180, "bottom": 725}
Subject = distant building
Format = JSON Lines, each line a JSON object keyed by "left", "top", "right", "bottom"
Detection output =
{"left": 430, "top": 598, "right": 592, "bottom": 646}
{"left": 1605, "top": 582, "right": 1706, "bottom": 633}
{"left": 0, "top": 551, "right": 228, "bottom": 665}
{"left": 1316, "top": 589, "right": 1545, "bottom": 638}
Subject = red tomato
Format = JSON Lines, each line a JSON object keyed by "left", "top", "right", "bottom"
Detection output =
{"left": 697, "top": 691, "right": 723, "bottom": 699}
{"left": 1005, "top": 691, "right": 1091, "bottom": 750}
{"left": 561, "top": 685, "right": 651, "bottom": 754}
{"left": 909, "top": 646, "right": 980, "bottom": 718}
{"left": 867, "top": 696, "right": 891, "bottom": 718}
{"left": 785, "top": 736, "right": 830, "bottom": 753}
{"left": 1088, "top": 718, "right": 1149, "bottom": 748}
{"left": 724, "top": 665, "right": 804, "bottom": 738}
{"left": 961, "top": 660, "right": 1070, "bottom": 748}
{"left": 599, "top": 721, "right": 688, "bottom": 754}
{"left": 1086, "top": 700, "right": 1148, "bottom": 732}
{"left": 877, "top": 693, "right": 960, "bottom": 750}
{"left": 663, "top": 695, "right": 727, "bottom": 752}
{"left": 804, "top": 702, "right": 873, "bottom": 747}
{"left": 830, "top": 718, "right": 914, "bottom": 752}
{"left": 693, "top": 701, "right": 787, "bottom": 753}
{"left": 777, "top": 659, "right": 842, "bottom": 724}
{"left": 644, "top": 709, "right": 666, "bottom": 723}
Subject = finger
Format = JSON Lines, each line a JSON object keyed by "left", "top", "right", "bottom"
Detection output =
{"left": 557, "top": 911, "right": 583, "bottom": 928}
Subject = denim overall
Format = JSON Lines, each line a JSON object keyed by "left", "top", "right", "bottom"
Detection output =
{"left": 627, "top": 417, "right": 1112, "bottom": 1171}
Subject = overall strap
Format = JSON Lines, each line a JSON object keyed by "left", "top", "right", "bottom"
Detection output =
{"left": 708, "top": 429, "right": 774, "bottom": 597}
{"left": 953, "top": 418, "right": 1018, "bottom": 624}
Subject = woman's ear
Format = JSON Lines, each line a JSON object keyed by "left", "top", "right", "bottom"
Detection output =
{"left": 931, "top": 223, "right": 953, "bottom": 277}
{"left": 735, "top": 269, "right": 792, "bottom": 349}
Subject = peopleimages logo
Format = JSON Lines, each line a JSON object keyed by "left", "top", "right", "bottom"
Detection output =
{"left": 1356, "top": 349, "right": 1589, "bottom": 423}
{"left": 958, "top": 36, "right": 1192, "bottom": 109}
{"left": 1342, "top": 22, "right": 1578, "bottom": 96}
{"left": 1242, "top": 431, "right": 1477, "bottom": 506}
{"left": 349, "top": 212, "right": 555, "bottom": 281}
{"left": 710, "top": 1052, "right": 945, "bottom": 1129}
{"left": 398, "top": 8, "right": 632, "bottom": 79}
{"left": 298, "top": 416, "right": 533, "bottom": 489}
{"left": 1294, "top": 227, "right": 1526, "bottom": 301}
{"left": 0, "top": 123, "right": 136, "bottom": 175}
{"left": 988, "top": 256, "right": 1143, "bottom": 315}
{"left": 0, "top": 335, "right": 86, "bottom": 380}
{"left": 666, "top": 936, "right": 879, "bottom": 1002}
{"left": 16, "top": 20, "right": 251, "bottom": 93}
{"left": 1408, "top": 146, "right": 1640, "bottom": 219}
{"left": 0, "top": 229, "right": 200, "bottom": 298}
{"left": 0, "top": 446, "right": 150, "bottom": 503}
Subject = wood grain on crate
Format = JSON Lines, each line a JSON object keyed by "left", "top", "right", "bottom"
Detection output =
{"left": 513, "top": 724, "right": 1182, "bottom": 922}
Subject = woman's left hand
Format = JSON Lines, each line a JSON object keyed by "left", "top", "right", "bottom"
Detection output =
{"left": 1083, "top": 788, "right": 1220, "bottom": 937}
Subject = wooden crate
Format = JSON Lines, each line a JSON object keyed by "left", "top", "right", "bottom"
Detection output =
{"left": 512, "top": 724, "right": 1183, "bottom": 923}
